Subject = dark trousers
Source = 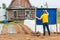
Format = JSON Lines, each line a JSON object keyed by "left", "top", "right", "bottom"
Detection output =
{"left": 43, "top": 23, "right": 50, "bottom": 36}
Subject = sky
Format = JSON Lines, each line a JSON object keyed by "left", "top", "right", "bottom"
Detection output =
{"left": 0, "top": 0, "right": 60, "bottom": 8}
{"left": 0, "top": 0, "right": 60, "bottom": 20}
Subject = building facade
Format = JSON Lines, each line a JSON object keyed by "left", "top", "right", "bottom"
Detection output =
{"left": 6, "top": 0, "right": 35, "bottom": 21}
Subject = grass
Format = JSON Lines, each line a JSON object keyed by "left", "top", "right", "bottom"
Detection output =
{"left": 0, "top": 21, "right": 3, "bottom": 23}
{"left": 5, "top": 21, "right": 24, "bottom": 26}
{"left": 57, "top": 12, "right": 60, "bottom": 24}
{"left": 57, "top": 20, "right": 60, "bottom": 24}
{"left": 7, "top": 21, "right": 24, "bottom": 26}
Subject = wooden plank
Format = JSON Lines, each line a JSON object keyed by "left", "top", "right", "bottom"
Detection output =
{"left": 19, "top": 24, "right": 33, "bottom": 34}
{"left": 14, "top": 24, "right": 24, "bottom": 33}
{"left": 19, "top": 24, "right": 29, "bottom": 34}
{"left": 8, "top": 25, "right": 16, "bottom": 34}
{"left": 2, "top": 25, "right": 8, "bottom": 34}
{"left": 56, "top": 8, "right": 59, "bottom": 33}
{"left": 23, "top": 25, "right": 33, "bottom": 32}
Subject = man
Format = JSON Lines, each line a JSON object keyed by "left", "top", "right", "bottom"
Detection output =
{"left": 36, "top": 10, "right": 50, "bottom": 36}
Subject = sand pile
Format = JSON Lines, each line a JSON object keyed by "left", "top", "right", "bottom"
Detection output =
{"left": 0, "top": 24, "right": 60, "bottom": 40}
{"left": 2, "top": 24, "right": 34, "bottom": 34}
{"left": 0, "top": 32, "right": 60, "bottom": 40}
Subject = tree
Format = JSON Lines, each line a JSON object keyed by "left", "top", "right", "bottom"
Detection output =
{"left": 41, "top": 5, "right": 43, "bottom": 8}
{"left": 2, "top": 3, "right": 6, "bottom": 9}
{"left": 0, "top": 7, "right": 1, "bottom": 9}
{"left": 2, "top": 3, "right": 7, "bottom": 19}
{"left": 44, "top": 2, "right": 48, "bottom": 8}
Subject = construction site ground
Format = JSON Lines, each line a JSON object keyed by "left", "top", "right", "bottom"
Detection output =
{"left": 0, "top": 32, "right": 60, "bottom": 40}
{"left": 0, "top": 24, "right": 60, "bottom": 40}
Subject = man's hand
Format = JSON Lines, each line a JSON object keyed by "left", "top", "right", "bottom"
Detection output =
{"left": 38, "top": 18, "right": 41, "bottom": 20}
{"left": 36, "top": 17, "right": 41, "bottom": 20}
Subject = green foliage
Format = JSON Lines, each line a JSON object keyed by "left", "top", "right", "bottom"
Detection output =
{"left": 41, "top": 5, "right": 43, "bottom": 8}
{"left": 0, "top": 7, "right": 1, "bottom": 9}
{"left": 2, "top": 3, "right": 7, "bottom": 19}
{"left": 57, "top": 20, "right": 60, "bottom": 24}
{"left": 44, "top": 2, "right": 48, "bottom": 8}
{"left": 57, "top": 10, "right": 60, "bottom": 24}
{"left": 0, "top": 21, "right": 3, "bottom": 23}
{"left": 2, "top": 3, "right": 6, "bottom": 9}
{"left": 6, "top": 21, "right": 24, "bottom": 26}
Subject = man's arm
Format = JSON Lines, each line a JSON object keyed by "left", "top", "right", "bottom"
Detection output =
{"left": 36, "top": 17, "right": 41, "bottom": 20}
{"left": 46, "top": 10, "right": 49, "bottom": 15}
{"left": 47, "top": 12, "right": 49, "bottom": 15}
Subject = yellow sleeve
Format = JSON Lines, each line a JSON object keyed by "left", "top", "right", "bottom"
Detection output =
{"left": 40, "top": 15, "right": 43, "bottom": 19}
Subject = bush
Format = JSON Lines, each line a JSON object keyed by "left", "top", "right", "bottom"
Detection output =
{"left": 0, "top": 21, "right": 3, "bottom": 23}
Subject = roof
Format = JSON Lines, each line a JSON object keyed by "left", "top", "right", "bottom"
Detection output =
{"left": 8, "top": 0, "right": 32, "bottom": 8}
{"left": 6, "top": 7, "right": 35, "bottom": 10}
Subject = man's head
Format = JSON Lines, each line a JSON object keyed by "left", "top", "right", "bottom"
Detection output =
{"left": 43, "top": 10, "right": 47, "bottom": 14}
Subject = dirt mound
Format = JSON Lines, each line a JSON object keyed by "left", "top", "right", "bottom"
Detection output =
{"left": 1, "top": 24, "right": 60, "bottom": 40}
{"left": 1, "top": 24, "right": 34, "bottom": 34}
{"left": 0, "top": 33, "right": 60, "bottom": 40}
{"left": 2, "top": 25, "right": 8, "bottom": 34}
